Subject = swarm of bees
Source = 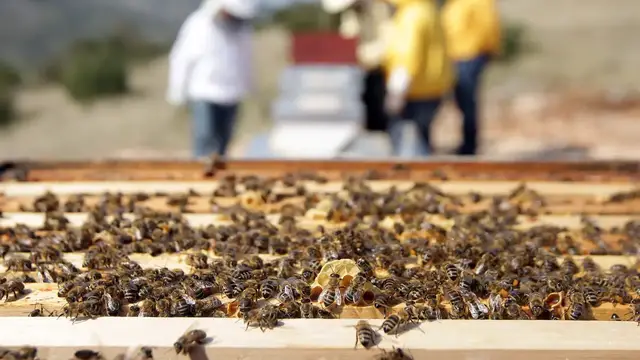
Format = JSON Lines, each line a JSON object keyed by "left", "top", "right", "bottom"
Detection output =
{"left": 2, "top": 174, "right": 640, "bottom": 336}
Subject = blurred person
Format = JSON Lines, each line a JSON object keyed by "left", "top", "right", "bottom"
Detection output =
{"left": 167, "top": 0, "right": 257, "bottom": 158}
{"left": 322, "top": 0, "right": 392, "bottom": 132}
{"left": 383, "top": 0, "right": 454, "bottom": 156}
{"left": 442, "top": 0, "right": 501, "bottom": 155}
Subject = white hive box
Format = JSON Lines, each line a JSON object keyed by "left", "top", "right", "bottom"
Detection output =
{"left": 267, "top": 64, "right": 365, "bottom": 158}
{"left": 279, "top": 65, "right": 363, "bottom": 95}
{"left": 268, "top": 121, "right": 361, "bottom": 158}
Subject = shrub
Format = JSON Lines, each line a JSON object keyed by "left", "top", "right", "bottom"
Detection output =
{"left": 41, "top": 29, "right": 168, "bottom": 85}
{"left": 0, "top": 61, "right": 21, "bottom": 88}
{"left": 497, "top": 21, "right": 531, "bottom": 63}
{"left": 0, "top": 85, "right": 16, "bottom": 128}
{"left": 60, "top": 46, "right": 129, "bottom": 102}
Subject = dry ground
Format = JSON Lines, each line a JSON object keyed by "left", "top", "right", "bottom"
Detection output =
{"left": 1, "top": 0, "right": 639, "bottom": 161}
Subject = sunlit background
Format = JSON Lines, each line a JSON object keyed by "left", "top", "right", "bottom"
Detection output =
{"left": 0, "top": 0, "right": 639, "bottom": 160}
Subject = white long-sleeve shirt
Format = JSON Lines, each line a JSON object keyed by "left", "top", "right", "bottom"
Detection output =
{"left": 167, "top": 2, "right": 253, "bottom": 106}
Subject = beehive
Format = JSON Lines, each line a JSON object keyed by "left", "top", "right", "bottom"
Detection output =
{"left": 1, "top": 159, "right": 640, "bottom": 360}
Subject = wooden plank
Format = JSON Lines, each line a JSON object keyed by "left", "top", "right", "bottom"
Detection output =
{"left": 2, "top": 283, "right": 634, "bottom": 321}
{"left": 0, "top": 212, "right": 636, "bottom": 230}
{"left": 5, "top": 193, "right": 640, "bottom": 215}
{"left": 2, "top": 180, "right": 638, "bottom": 197}
{"left": 0, "top": 253, "right": 280, "bottom": 273}
{"left": 16, "top": 159, "right": 640, "bottom": 175}
{"left": 1, "top": 252, "right": 633, "bottom": 276}
{"left": 1, "top": 255, "right": 636, "bottom": 320}
{"left": 18, "top": 348, "right": 640, "bottom": 360}
{"left": 0, "top": 318, "right": 639, "bottom": 358}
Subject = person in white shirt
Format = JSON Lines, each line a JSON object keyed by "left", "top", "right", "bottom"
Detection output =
{"left": 167, "top": 0, "right": 257, "bottom": 158}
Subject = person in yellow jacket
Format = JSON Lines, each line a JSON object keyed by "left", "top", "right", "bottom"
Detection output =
{"left": 322, "top": 0, "right": 392, "bottom": 132}
{"left": 442, "top": 0, "right": 501, "bottom": 155}
{"left": 382, "top": 0, "right": 454, "bottom": 156}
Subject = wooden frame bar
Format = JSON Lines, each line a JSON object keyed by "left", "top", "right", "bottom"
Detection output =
{"left": 1, "top": 180, "right": 638, "bottom": 197}
{"left": 6, "top": 159, "right": 640, "bottom": 182}
{"left": 1, "top": 212, "right": 636, "bottom": 230}
{"left": 0, "top": 318, "right": 639, "bottom": 360}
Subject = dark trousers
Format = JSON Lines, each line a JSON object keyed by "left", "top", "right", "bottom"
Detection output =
{"left": 362, "top": 67, "right": 389, "bottom": 132}
{"left": 190, "top": 101, "right": 239, "bottom": 158}
{"left": 387, "top": 99, "right": 443, "bottom": 157}
{"left": 453, "top": 54, "right": 489, "bottom": 155}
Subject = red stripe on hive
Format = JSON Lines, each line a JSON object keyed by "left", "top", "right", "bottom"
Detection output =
{"left": 291, "top": 32, "right": 358, "bottom": 65}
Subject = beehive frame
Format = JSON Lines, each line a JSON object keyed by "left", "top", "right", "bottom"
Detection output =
{"left": 2, "top": 159, "right": 640, "bottom": 360}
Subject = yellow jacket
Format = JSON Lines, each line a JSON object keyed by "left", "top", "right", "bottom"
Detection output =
{"left": 383, "top": 0, "right": 454, "bottom": 99}
{"left": 442, "top": 0, "right": 502, "bottom": 61}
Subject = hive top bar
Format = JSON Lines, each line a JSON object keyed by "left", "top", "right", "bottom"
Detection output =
{"left": 3, "top": 159, "right": 640, "bottom": 182}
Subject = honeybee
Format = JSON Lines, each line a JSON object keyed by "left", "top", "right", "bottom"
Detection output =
{"left": 243, "top": 305, "right": 279, "bottom": 332}
{"left": 443, "top": 287, "right": 465, "bottom": 318}
{"left": 278, "top": 301, "right": 301, "bottom": 319}
{"left": 526, "top": 292, "right": 545, "bottom": 318}
{"left": 139, "top": 299, "right": 157, "bottom": 317}
{"left": 319, "top": 272, "right": 342, "bottom": 308}
{"left": 0, "top": 280, "right": 25, "bottom": 301}
{"left": 28, "top": 304, "right": 49, "bottom": 317}
{"left": 260, "top": 277, "right": 279, "bottom": 299}
{"left": 356, "top": 257, "right": 375, "bottom": 278}
{"left": 61, "top": 300, "right": 103, "bottom": 321}
{"left": 3, "top": 257, "right": 33, "bottom": 272}
{"left": 174, "top": 326, "right": 208, "bottom": 355}
{"left": 344, "top": 274, "right": 366, "bottom": 305}
{"left": 463, "top": 292, "right": 489, "bottom": 320}
{"left": 194, "top": 297, "right": 224, "bottom": 317}
{"left": 353, "top": 320, "right": 377, "bottom": 349}
{"left": 374, "top": 347, "right": 414, "bottom": 360}
{"left": 299, "top": 267, "right": 317, "bottom": 283}
{"left": 186, "top": 253, "right": 209, "bottom": 269}
{"left": 156, "top": 298, "right": 173, "bottom": 317}
{"left": 127, "top": 305, "right": 140, "bottom": 317}
{"left": 373, "top": 291, "right": 399, "bottom": 317}
{"left": 73, "top": 349, "right": 104, "bottom": 360}
{"left": 276, "top": 282, "right": 296, "bottom": 304}
{"left": 441, "top": 262, "right": 460, "bottom": 282}
{"left": 504, "top": 297, "right": 527, "bottom": 320}
{"left": 380, "top": 310, "right": 413, "bottom": 337}
{"left": 139, "top": 346, "right": 154, "bottom": 360}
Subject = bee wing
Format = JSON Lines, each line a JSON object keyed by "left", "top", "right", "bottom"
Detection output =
{"left": 478, "top": 302, "right": 490, "bottom": 315}
{"left": 318, "top": 287, "right": 330, "bottom": 303}
{"left": 123, "top": 345, "right": 141, "bottom": 360}
{"left": 182, "top": 294, "right": 197, "bottom": 305}
{"left": 284, "top": 285, "right": 294, "bottom": 299}
{"left": 335, "top": 287, "right": 343, "bottom": 306}
{"left": 183, "top": 320, "right": 202, "bottom": 335}
{"left": 489, "top": 294, "right": 502, "bottom": 312}
{"left": 352, "top": 289, "right": 362, "bottom": 304}
{"left": 35, "top": 269, "right": 45, "bottom": 283}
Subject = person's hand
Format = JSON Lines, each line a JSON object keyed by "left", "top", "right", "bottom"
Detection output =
{"left": 384, "top": 92, "right": 405, "bottom": 116}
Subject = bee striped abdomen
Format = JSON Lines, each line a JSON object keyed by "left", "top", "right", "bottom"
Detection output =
{"left": 357, "top": 325, "right": 376, "bottom": 349}
{"left": 380, "top": 314, "right": 400, "bottom": 334}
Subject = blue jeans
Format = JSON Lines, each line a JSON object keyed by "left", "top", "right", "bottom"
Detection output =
{"left": 387, "top": 99, "right": 442, "bottom": 157}
{"left": 190, "top": 101, "right": 239, "bottom": 158}
{"left": 454, "top": 54, "right": 489, "bottom": 155}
